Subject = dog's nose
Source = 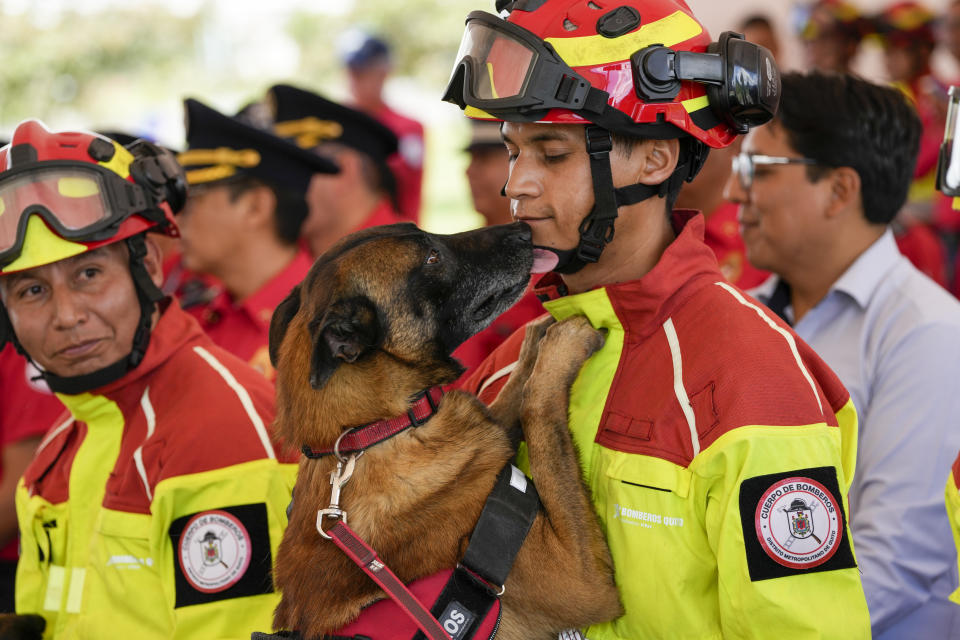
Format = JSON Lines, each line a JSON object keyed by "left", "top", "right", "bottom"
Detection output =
{"left": 505, "top": 222, "right": 532, "bottom": 246}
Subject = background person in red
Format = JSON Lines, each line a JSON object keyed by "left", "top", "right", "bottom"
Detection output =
{"left": 794, "top": 0, "right": 871, "bottom": 74}
{"left": 339, "top": 31, "right": 425, "bottom": 224}
{"left": 269, "top": 84, "right": 403, "bottom": 258}
{"left": 175, "top": 98, "right": 338, "bottom": 378}
{"left": 872, "top": 1, "right": 951, "bottom": 288}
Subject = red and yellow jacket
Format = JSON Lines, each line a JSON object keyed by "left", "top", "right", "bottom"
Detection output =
{"left": 15, "top": 303, "right": 297, "bottom": 639}
{"left": 946, "top": 455, "right": 960, "bottom": 606}
{"left": 463, "top": 212, "right": 870, "bottom": 639}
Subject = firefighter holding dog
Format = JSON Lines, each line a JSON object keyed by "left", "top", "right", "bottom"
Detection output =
{"left": 448, "top": 0, "right": 870, "bottom": 637}
{"left": 0, "top": 122, "right": 295, "bottom": 638}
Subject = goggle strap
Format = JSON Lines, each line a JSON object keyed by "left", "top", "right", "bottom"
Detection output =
{"left": 581, "top": 87, "right": 611, "bottom": 116}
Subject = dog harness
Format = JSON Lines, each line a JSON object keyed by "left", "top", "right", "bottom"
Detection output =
{"left": 323, "top": 462, "right": 538, "bottom": 640}
{"left": 259, "top": 389, "right": 542, "bottom": 640}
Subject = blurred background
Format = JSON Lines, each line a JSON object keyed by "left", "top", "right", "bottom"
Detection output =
{"left": 1, "top": 0, "right": 958, "bottom": 233}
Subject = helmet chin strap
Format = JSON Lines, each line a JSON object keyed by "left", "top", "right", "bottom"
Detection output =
{"left": 14, "top": 235, "right": 166, "bottom": 395}
{"left": 537, "top": 125, "right": 697, "bottom": 275}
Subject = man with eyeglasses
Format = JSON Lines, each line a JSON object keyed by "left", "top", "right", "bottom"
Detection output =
{"left": 726, "top": 71, "right": 960, "bottom": 639}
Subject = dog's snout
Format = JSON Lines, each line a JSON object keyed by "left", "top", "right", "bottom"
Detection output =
{"left": 505, "top": 222, "right": 532, "bottom": 247}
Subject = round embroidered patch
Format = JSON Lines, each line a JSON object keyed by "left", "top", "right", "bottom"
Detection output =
{"left": 178, "top": 510, "right": 252, "bottom": 593}
{"left": 754, "top": 476, "right": 842, "bottom": 569}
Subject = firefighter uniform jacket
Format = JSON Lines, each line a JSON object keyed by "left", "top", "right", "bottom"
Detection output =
{"left": 947, "top": 455, "right": 960, "bottom": 606}
{"left": 462, "top": 212, "right": 871, "bottom": 639}
{"left": 15, "top": 303, "right": 296, "bottom": 639}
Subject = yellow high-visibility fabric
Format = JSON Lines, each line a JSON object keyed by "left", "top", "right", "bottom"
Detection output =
{"left": 946, "top": 472, "right": 960, "bottom": 605}
{"left": 17, "top": 460, "right": 296, "bottom": 639}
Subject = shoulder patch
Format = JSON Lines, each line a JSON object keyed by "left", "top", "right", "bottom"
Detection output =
{"left": 738, "top": 466, "right": 856, "bottom": 581}
{"left": 169, "top": 503, "right": 274, "bottom": 607}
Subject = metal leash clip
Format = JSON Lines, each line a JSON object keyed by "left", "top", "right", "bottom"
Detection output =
{"left": 316, "top": 451, "right": 360, "bottom": 539}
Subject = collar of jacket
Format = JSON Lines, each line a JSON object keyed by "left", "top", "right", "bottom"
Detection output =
{"left": 533, "top": 210, "right": 724, "bottom": 342}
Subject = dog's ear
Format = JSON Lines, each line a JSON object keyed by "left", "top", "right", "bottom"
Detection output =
{"left": 269, "top": 285, "right": 302, "bottom": 367}
{"left": 310, "top": 296, "right": 382, "bottom": 390}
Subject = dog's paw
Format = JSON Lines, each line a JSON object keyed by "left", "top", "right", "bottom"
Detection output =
{"left": 528, "top": 316, "right": 604, "bottom": 391}
{"left": 515, "top": 315, "right": 556, "bottom": 371}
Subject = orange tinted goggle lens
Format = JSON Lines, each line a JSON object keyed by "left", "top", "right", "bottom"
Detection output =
{"left": 456, "top": 21, "right": 537, "bottom": 101}
{"left": 0, "top": 168, "right": 110, "bottom": 253}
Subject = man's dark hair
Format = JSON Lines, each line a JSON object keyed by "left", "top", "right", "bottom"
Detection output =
{"left": 777, "top": 71, "right": 921, "bottom": 225}
{"left": 224, "top": 175, "right": 305, "bottom": 245}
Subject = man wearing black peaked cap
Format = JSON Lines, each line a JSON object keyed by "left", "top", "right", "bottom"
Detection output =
{"left": 175, "top": 98, "right": 338, "bottom": 378}
{"left": 268, "top": 84, "right": 403, "bottom": 257}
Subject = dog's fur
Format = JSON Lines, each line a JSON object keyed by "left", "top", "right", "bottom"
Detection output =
{"left": 269, "top": 222, "right": 621, "bottom": 639}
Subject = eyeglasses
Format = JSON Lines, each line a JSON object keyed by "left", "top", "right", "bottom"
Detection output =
{"left": 732, "top": 153, "right": 819, "bottom": 191}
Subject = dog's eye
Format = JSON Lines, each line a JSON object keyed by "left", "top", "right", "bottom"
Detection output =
{"left": 424, "top": 249, "right": 441, "bottom": 265}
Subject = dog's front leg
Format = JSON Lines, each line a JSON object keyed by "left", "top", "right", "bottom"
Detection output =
{"left": 511, "top": 316, "right": 622, "bottom": 631}
{"left": 485, "top": 315, "right": 554, "bottom": 445}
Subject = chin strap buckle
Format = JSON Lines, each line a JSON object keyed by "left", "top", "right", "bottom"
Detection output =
{"left": 576, "top": 126, "right": 619, "bottom": 265}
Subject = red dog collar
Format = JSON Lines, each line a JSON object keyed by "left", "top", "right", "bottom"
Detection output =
{"left": 301, "top": 386, "right": 445, "bottom": 459}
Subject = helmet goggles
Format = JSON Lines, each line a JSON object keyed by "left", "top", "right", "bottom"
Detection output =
{"left": 442, "top": 11, "right": 599, "bottom": 120}
{"left": 0, "top": 161, "right": 155, "bottom": 267}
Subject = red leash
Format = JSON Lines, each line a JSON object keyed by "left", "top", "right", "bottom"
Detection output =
{"left": 311, "top": 402, "right": 452, "bottom": 640}
{"left": 327, "top": 521, "right": 452, "bottom": 640}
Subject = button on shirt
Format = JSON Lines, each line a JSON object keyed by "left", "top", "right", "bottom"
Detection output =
{"left": 751, "top": 230, "right": 960, "bottom": 639}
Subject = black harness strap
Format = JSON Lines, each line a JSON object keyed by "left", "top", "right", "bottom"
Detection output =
{"left": 460, "top": 462, "right": 540, "bottom": 590}
{"left": 411, "top": 462, "right": 538, "bottom": 640}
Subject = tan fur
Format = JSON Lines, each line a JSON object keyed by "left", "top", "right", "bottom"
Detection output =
{"left": 271, "top": 231, "right": 621, "bottom": 640}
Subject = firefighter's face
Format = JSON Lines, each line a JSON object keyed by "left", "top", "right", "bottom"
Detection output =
{"left": 501, "top": 122, "right": 657, "bottom": 253}
{"left": 0, "top": 240, "right": 163, "bottom": 377}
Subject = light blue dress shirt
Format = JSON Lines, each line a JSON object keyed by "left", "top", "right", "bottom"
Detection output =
{"left": 751, "top": 230, "right": 960, "bottom": 639}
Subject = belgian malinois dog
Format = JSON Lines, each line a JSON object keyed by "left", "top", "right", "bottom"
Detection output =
{"left": 268, "top": 222, "right": 622, "bottom": 639}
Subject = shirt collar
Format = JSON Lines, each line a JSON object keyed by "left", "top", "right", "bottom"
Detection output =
{"left": 535, "top": 210, "right": 722, "bottom": 336}
{"left": 203, "top": 250, "right": 313, "bottom": 330}
{"left": 750, "top": 229, "right": 901, "bottom": 324}
{"left": 829, "top": 229, "right": 900, "bottom": 309}
{"left": 239, "top": 249, "right": 314, "bottom": 330}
